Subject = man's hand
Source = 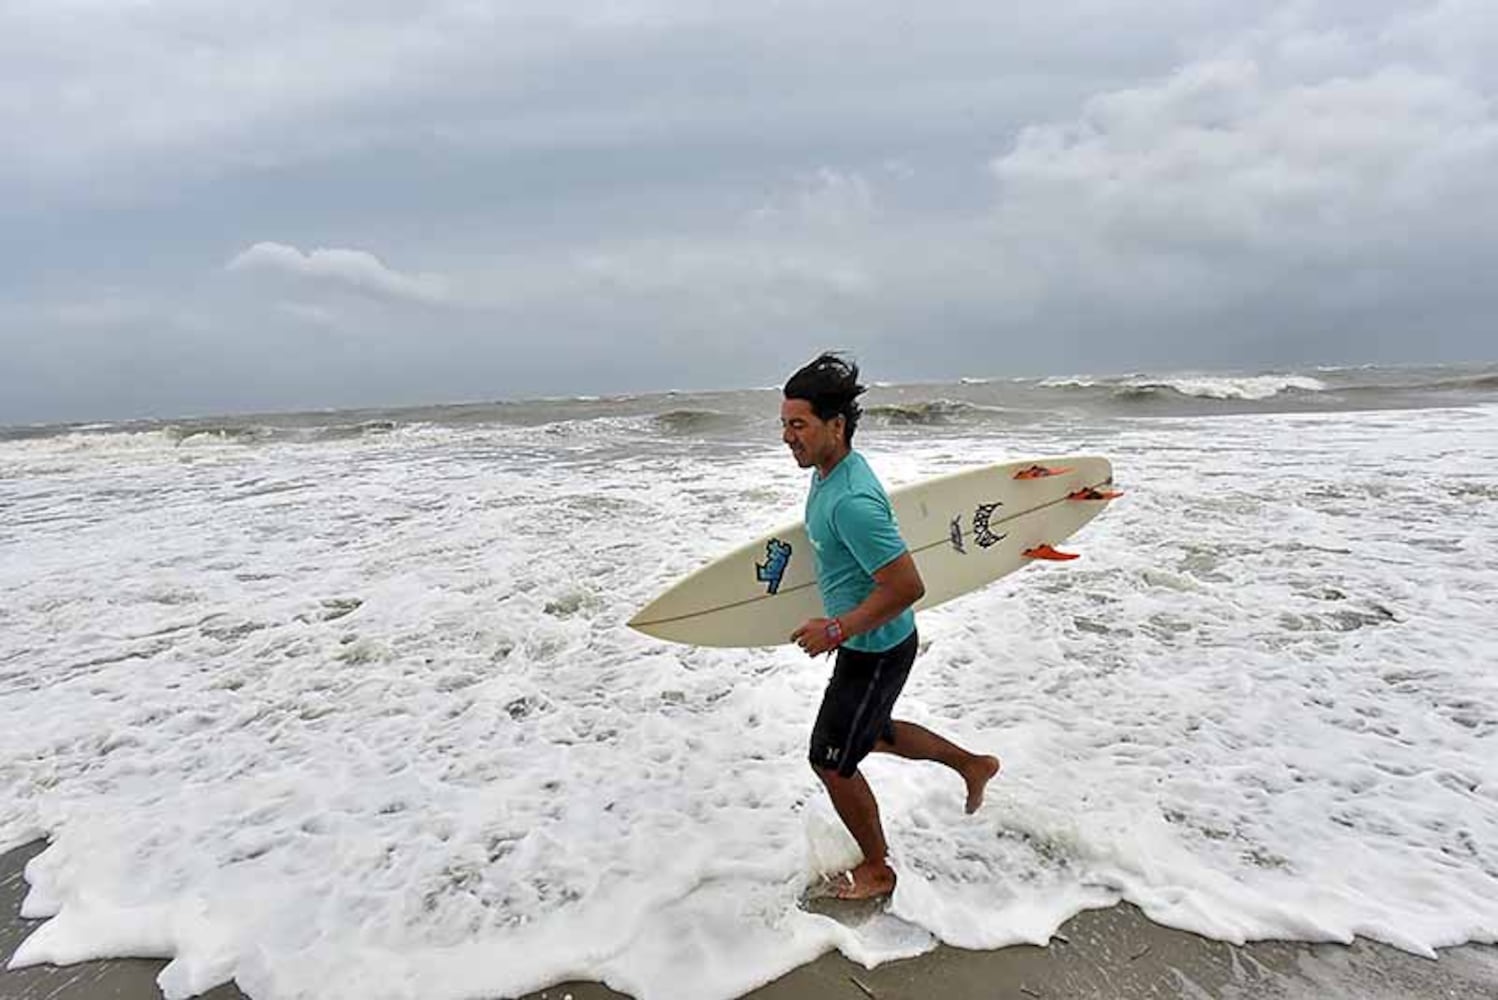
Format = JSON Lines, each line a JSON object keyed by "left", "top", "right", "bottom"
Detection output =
{"left": 791, "top": 617, "right": 843, "bottom": 657}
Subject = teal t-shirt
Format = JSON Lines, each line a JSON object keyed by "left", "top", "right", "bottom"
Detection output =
{"left": 805, "top": 451, "right": 917, "bottom": 653}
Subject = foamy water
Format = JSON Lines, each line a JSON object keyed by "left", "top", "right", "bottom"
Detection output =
{"left": 2, "top": 396, "right": 1496, "bottom": 999}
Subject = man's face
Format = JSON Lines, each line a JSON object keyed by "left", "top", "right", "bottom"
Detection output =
{"left": 780, "top": 398, "right": 844, "bottom": 469}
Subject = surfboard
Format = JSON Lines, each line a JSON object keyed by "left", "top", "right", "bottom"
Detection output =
{"left": 629, "top": 455, "right": 1118, "bottom": 647}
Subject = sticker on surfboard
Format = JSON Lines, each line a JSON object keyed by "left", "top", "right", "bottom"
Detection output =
{"left": 755, "top": 539, "right": 793, "bottom": 594}
{"left": 973, "top": 502, "right": 1007, "bottom": 548}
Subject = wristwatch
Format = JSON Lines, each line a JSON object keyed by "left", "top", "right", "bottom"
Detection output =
{"left": 824, "top": 618, "right": 845, "bottom": 648}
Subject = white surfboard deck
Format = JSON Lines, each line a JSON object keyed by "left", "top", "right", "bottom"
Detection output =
{"left": 629, "top": 455, "right": 1117, "bottom": 648}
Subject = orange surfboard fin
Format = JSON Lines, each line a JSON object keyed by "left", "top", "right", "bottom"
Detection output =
{"left": 1014, "top": 465, "right": 1073, "bottom": 480}
{"left": 1068, "top": 487, "right": 1124, "bottom": 501}
{"left": 1023, "top": 544, "right": 1080, "bottom": 561}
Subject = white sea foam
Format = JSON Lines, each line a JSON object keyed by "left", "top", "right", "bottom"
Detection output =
{"left": 2, "top": 404, "right": 1497, "bottom": 999}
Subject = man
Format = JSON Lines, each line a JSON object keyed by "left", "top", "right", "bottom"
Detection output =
{"left": 782, "top": 352, "right": 1001, "bottom": 901}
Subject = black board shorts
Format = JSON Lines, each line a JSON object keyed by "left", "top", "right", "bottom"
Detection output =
{"left": 809, "top": 629, "right": 917, "bottom": 778}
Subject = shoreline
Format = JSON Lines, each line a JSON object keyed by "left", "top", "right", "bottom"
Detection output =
{"left": 4, "top": 840, "right": 1495, "bottom": 1000}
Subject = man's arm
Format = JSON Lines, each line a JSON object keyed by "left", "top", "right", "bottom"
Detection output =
{"left": 839, "top": 552, "right": 924, "bottom": 637}
{"left": 792, "top": 553, "right": 924, "bottom": 655}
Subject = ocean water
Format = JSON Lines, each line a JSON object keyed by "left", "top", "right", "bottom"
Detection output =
{"left": 2, "top": 364, "right": 1496, "bottom": 999}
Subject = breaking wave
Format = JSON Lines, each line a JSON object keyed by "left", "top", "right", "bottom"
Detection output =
{"left": 1113, "top": 375, "right": 1329, "bottom": 402}
{"left": 865, "top": 399, "right": 999, "bottom": 426}
{"left": 163, "top": 424, "right": 273, "bottom": 445}
{"left": 650, "top": 409, "right": 744, "bottom": 435}
{"left": 1416, "top": 373, "right": 1498, "bottom": 392}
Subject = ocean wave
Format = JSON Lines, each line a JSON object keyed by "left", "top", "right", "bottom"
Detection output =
{"left": 164, "top": 424, "right": 274, "bottom": 445}
{"left": 0, "top": 424, "right": 82, "bottom": 443}
{"left": 3, "top": 419, "right": 411, "bottom": 454}
{"left": 305, "top": 420, "right": 400, "bottom": 442}
{"left": 526, "top": 409, "right": 747, "bottom": 440}
{"left": 2, "top": 428, "right": 179, "bottom": 454}
{"left": 651, "top": 409, "right": 744, "bottom": 434}
{"left": 1034, "top": 373, "right": 1330, "bottom": 401}
{"left": 865, "top": 399, "right": 997, "bottom": 426}
{"left": 167, "top": 421, "right": 401, "bottom": 446}
{"left": 1115, "top": 375, "right": 1329, "bottom": 402}
{"left": 1038, "top": 376, "right": 1103, "bottom": 390}
{"left": 537, "top": 415, "right": 640, "bottom": 439}
{"left": 1420, "top": 373, "right": 1498, "bottom": 392}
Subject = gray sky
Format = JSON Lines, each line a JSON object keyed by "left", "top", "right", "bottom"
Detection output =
{"left": 3, "top": 0, "right": 1495, "bottom": 423}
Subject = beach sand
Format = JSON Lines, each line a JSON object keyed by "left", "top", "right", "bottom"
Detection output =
{"left": 4, "top": 840, "right": 1495, "bottom": 1000}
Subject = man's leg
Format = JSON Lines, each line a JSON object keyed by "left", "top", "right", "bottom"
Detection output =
{"left": 813, "top": 765, "right": 897, "bottom": 899}
{"left": 874, "top": 721, "right": 1002, "bottom": 814}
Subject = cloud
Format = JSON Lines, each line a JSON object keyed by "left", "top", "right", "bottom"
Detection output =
{"left": 748, "top": 169, "right": 879, "bottom": 230}
{"left": 226, "top": 242, "right": 454, "bottom": 306}
{"left": 1, "top": 1, "right": 1247, "bottom": 203}
{"left": 5, "top": 2, "right": 1498, "bottom": 423}
{"left": 275, "top": 301, "right": 344, "bottom": 330}
{"left": 991, "top": 61, "right": 1498, "bottom": 252}
{"left": 968, "top": 8, "right": 1498, "bottom": 336}
{"left": 44, "top": 294, "right": 159, "bottom": 329}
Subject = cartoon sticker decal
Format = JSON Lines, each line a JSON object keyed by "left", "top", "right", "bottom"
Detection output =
{"left": 973, "top": 502, "right": 1007, "bottom": 549}
{"left": 949, "top": 516, "right": 967, "bottom": 554}
{"left": 756, "top": 538, "right": 793, "bottom": 595}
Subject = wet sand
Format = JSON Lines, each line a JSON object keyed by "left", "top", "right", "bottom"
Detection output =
{"left": 4, "top": 840, "right": 1495, "bottom": 999}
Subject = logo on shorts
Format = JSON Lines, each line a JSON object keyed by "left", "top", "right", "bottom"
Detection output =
{"left": 756, "top": 538, "right": 793, "bottom": 595}
{"left": 974, "top": 502, "right": 1007, "bottom": 549}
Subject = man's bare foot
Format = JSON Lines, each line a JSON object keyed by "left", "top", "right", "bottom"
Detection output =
{"left": 963, "top": 755, "right": 1002, "bottom": 814}
{"left": 831, "top": 860, "right": 897, "bottom": 900}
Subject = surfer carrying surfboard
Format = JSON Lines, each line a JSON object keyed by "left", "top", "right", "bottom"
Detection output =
{"left": 781, "top": 353, "right": 1002, "bottom": 900}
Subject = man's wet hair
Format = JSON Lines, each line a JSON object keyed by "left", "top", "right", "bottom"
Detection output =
{"left": 783, "top": 352, "right": 866, "bottom": 446}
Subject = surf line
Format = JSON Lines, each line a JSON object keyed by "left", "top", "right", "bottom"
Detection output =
{"left": 631, "top": 477, "right": 1114, "bottom": 628}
